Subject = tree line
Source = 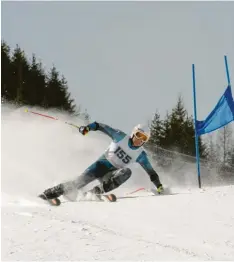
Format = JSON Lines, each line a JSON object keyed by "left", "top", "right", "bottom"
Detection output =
{"left": 146, "top": 95, "right": 234, "bottom": 174}
{"left": 1, "top": 40, "right": 89, "bottom": 120}
{"left": 146, "top": 95, "right": 206, "bottom": 156}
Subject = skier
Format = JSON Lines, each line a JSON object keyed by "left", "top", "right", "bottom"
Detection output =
{"left": 39, "top": 121, "right": 164, "bottom": 202}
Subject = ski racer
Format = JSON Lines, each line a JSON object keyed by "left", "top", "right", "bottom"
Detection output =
{"left": 39, "top": 122, "right": 164, "bottom": 201}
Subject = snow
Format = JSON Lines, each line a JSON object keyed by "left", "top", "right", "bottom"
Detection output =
{"left": 1, "top": 104, "right": 234, "bottom": 261}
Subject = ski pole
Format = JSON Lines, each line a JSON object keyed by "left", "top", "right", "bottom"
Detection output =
{"left": 126, "top": 187, "right": 146, "bottom": 195}
{"left": 24, "top": 108, "right": 80, "bottom": 129}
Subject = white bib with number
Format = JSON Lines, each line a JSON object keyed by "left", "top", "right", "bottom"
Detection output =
{"left": 104, "top": 135, "right": 143, "bottom": 168}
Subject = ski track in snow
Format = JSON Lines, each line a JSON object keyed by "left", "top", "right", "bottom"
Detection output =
{"left": 1, "top": 105, "right": 234, "bottom": 261}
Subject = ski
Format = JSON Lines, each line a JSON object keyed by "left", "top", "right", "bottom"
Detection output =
{"left": 38, "top": 192, "right": 117, "bottom": 205}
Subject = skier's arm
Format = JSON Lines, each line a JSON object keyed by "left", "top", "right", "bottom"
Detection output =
{"left": 136, "top": 151, "right": 162, "bottom": 188}
{"left": 86, "top": 121, "right": 126, "bottom": 142}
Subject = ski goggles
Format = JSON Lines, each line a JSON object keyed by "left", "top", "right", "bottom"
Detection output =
{"left": 134, "top": 131, "right": 149, "bottom": 142}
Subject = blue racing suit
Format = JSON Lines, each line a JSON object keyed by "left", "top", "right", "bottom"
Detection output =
{"left": 42, "top": 121, "right": 163, "bottom": 199}
{"left": 75, "top": 121, "right": 162, "bottom": 190}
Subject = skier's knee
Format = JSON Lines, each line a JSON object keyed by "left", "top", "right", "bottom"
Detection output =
{"left": 115, "top": 167, "right": 132, "bottom": 181}
{"left": 121, "top": 167, "right": 132, "bottom": 178}
{"left": 102, "top": 168, "right": 132, "bottom": 193}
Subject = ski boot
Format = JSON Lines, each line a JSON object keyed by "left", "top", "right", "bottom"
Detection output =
{"left": 86, "top": 185, "right": 117, "bottom": 202}
{"left": 38, "top": 184, "right": 64, "bottom": 206}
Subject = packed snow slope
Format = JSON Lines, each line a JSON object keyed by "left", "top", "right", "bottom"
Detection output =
{"left": 1, "top": 104, "right": 234, "bottom": 261}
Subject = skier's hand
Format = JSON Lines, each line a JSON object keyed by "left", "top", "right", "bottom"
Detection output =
{"left": 79, "top": 126, "right": 90, "bottom": 135}
{"left": 157, "top": 184, "right": 164, "bottom": 194}
{"left": 150, "top": 184, "right": 164, "bottom": 195}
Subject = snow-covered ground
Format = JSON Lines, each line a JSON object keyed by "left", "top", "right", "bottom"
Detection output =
{"left": 1, "top": 105, "right": 234, "bottom": 261}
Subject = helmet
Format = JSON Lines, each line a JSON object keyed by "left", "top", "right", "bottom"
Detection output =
{"left": 131, "top": 124, "right": 151, "bottom": 143}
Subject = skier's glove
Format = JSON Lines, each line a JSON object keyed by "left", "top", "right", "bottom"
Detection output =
{"left": 156, "top": 184, "right": 164, "bottom": 194}
{"left": 150, "top": 184, "right": 164, "bottom": 195}
{"left": 79, "top": 126, "right": 90, "bottom": 135}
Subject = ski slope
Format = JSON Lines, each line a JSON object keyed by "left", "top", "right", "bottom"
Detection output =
{"left": 1, "top": 104, "right": 234, "bottom": 261}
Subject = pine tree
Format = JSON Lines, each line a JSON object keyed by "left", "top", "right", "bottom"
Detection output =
{"left": 163, "top": 95, "right": 187, "bottom": 152}
{"left": 60, "top": 75, "right": 76, "bottom": 113}
{"left": 10, "top": 44, "right": 30, "bottom": 104}
{"left": 27, "top": 54, "right": 46, "bottom": 106}
{"left": 160, "top": 111, "right": 171, "bottom": 149}
{"left": 182, "top": 115, "right": 195, "bottom": 155}
{"left": 45, "top": 66, "right": 65, "bottom": 109}
{"left": 1, "top": 39, "right": 89, "bottom": 117}
{"left": 1, "top": 40, "right": 12, "bottom": 102}
{"left": 157, "top": 95, "right": 207, "bottom": 158}
{"left": 148, "top": 110, "right": 164, "bottom": 147}
{"left": 183, "top": 115, "right": 207, "bottom": 158}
